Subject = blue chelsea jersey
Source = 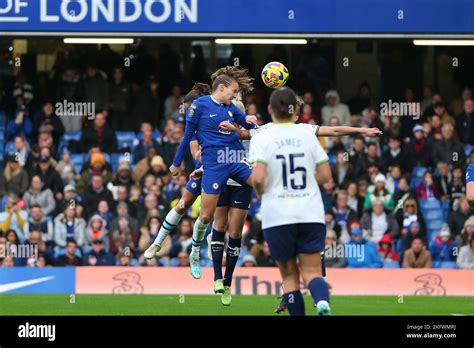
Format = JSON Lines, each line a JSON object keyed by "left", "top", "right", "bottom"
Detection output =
{"left": 467, "top": 162, "right": 474, "bottom": 183}
{"left": 187, "top": 95, "right": 244, "bottom": 149}
{"left": 173, "top": 95, "right": 254, "bottom": 167}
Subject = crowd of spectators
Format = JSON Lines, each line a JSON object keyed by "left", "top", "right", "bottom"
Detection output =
{"left": 0, "top": 47, "right": 473, "bottom": 270}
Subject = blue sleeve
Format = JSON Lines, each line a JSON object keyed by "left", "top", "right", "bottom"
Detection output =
{"left": 6, "top": 120, "right": 20, "bottom": 137}
{"left": 172, "top": 103, "right": 200, "bottom": 167}
{"left": 23, "top": 117, "right": 32, "bottom": 136}
{"left": 231, "top": 104, "right": 255, "bottom": 130}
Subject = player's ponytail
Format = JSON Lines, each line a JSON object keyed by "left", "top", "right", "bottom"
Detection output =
{"left": 183, "top": 82, "right": 211, "bottom": 103}
{"left": 270, "top": 87, "right": 297, "bottom": 120}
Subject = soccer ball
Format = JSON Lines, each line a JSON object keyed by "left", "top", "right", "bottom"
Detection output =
{"left": 261, "top": 61, "right": 289, "bottom": 89}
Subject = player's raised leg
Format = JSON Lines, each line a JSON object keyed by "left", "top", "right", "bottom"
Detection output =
{"left": 144, "top": 183, "right": 199, "bottom": 259}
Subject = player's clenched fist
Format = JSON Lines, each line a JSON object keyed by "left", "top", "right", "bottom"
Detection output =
{"left": 169, "top": 165, "right": 181, "bottom": 176}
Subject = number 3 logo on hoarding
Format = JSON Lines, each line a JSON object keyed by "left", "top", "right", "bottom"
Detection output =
{"left": 112, "top": 271, "right": 144, "bottom": 294}
{"left": 413, "top": 273, "right": 446, "bottom": 296}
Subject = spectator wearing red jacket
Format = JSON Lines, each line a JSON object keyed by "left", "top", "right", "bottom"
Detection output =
{"left": 377, "top": 234, "right": 399, "bottom": 263}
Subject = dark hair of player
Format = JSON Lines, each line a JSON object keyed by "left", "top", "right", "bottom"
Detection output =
{"left": 183, "top": 83, "right": 211, "bottom": 104}
{"left": 211, "top": 66, "right": 254, "bottom": 94}
{"left": 269, "top": 87, "right": 297, "bottom": 120}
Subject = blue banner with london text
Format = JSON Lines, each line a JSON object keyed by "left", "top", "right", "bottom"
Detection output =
{"left": 0, "top": 0, "right": 473, "bottom": 34}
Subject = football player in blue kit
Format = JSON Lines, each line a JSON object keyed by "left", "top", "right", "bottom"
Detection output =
{"left": 169, "top": 67, "right": 258, "bottom": 281}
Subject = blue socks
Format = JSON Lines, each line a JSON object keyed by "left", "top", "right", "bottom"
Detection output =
{"left": 223, "top": 237, "right": 241, "bottom": 287}
{"left": 283, "top": 290, "right": 305, "bottom": 316}
{"left": 308, "top": 277, "right": 330, "bottom": 304}
{"left": 211, "top": 229, "right": 225, "bottom": 281}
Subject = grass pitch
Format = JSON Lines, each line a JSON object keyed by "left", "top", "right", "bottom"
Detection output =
{"left": 0, "top": 294, "right": 472, "bottom": 316}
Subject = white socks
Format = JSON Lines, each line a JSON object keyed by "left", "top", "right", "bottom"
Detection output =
{"left": 190, "top": 217, "right": 209, "bottom": 257}
{"left": 153, "top": 208, "right": 184, "bottom": 246}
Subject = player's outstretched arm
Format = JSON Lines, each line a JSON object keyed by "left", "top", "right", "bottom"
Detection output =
{"left": 318, "top": 126, "right": 382, "bottom": 137}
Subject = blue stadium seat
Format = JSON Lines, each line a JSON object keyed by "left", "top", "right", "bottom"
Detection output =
{"left": 465, "top": 145, "right": 474, "bottom": 157}
{"left": 419, "top": 199, "right": 441, "bottom": 211}
{"left": 427, "top": 218, "right": 444, "bottom": 231}
{"left": 410, "top": 177, "right": 422, "bottom": 189}
{"left": 423, "top": 210, "right": 441, "bottom": 220}
{"left": 3, "top": 141, "right": 14, "bottom": 155}
{"left": 383, "top": 260, "right": 400, "bottom": 268}
{"left": 0, "top": 132, "right": 4, "bottom": 142}
{"left": 412, "top": 166, "right": 427, "bottom": 178}
{"left": 71, "top": 154, "right": 84, "bottom": 174}
{"left": 63, "top": 131, "right": 82, "bottom": 141}
{"left": 432, "top": 261, "right": 457, "bottom": 269}
{"left": 135, "top": 130, "right": 161, "bottom": 141}
{"left": 116, "top": 131, "right": 136, "bottom": 151}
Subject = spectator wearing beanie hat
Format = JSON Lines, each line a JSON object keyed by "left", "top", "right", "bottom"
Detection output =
{"left": 77, "top": 152, "right": 112, "bottom": 194}
{"left": 363, "top": 174, "right": 394, "bottom": 210}
{"left": 406, "top": 124, "right": 433, "bottom": 168}
{"left": 456, "top": 216, "right": 474, "bottom": 247}
{"left": 112, "top": 159, "right": 135, "bottom": 190}
{"left": 429, "top": 225, "right": 457, "bottom": 265}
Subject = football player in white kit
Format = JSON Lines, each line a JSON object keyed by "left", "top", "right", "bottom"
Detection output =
{"left": 248, "top": 87, "right": 332, "bottom": 316}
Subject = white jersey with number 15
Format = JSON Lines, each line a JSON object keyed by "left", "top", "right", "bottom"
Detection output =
{"left": 249, "top": 123, "right": 328, "bottom": 229}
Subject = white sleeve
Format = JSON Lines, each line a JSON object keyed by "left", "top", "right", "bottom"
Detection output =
{"left": 301, "top": 123, "right": 319, "bottom": 136}
{"left": 249, "top": 135, "right": 267, "bottom": 164}
{"left": 314, "top": 138, "right": 329, "bottom": 165}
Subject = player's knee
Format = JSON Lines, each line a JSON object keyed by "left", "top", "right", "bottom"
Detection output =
{"left": 175, "top": 200, "right": 186, "bottom": 214}
{"left": 199, "top": 215, "right": 212, "bottom": 225}
{"left": 213, "top": 221, "right": 226, "bottom": 231}
{"left": 228, "top": 228, "right": 242, "bottom": 239}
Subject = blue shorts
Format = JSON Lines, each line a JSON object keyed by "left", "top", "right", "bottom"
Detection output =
{"left": 201, "top": 162, "right": 251, "bottom": 194}
{"left": 185, "top": 178, "right": 202, "bottom": 195}
{"left": 263, "top": 223, "right": 326, "bottom": 262}
{"left": 217, "top": 184, "right": 253, "bottom": 210}
{"left": 467, "top": 162, "right": 474, "bottom": 183}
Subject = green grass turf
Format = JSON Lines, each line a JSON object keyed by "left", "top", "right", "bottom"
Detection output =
{"left": 0, "top": 295, "right": 473, "bottom": 316}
